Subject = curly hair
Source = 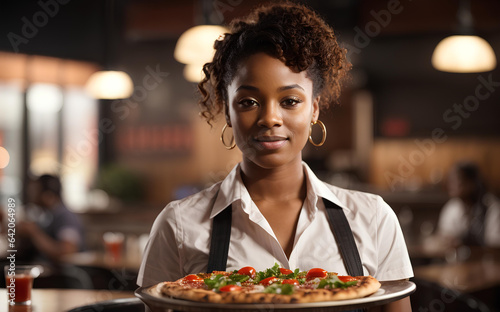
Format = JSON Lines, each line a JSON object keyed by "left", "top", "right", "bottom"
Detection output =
{"left": 198, "top": 1, "right": 350, "bottom": 126}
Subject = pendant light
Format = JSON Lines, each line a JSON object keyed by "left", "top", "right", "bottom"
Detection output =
{"left": 86, "top": 70, "right": 133, "bottom": 99}
{"left": 432, "top": 0, "right": 496, "bottom": 73}
{"left": 85, "top": 0, "right": 133, "bottom": 99}
{"left": 174, "top": 0, "right": 228, "bottom": 82}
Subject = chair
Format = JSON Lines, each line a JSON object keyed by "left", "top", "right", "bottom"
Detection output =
{"left": 74, "top": 265, "right": 139, "bottom": 291}
{"left": 411, "top": 277, "right": 491, "bottom": 312}
{"left": 32, "top": 264, "right": 138, "bottom": 290}
{"left": 34, "top": 265, "right": 94, "bottom": 289}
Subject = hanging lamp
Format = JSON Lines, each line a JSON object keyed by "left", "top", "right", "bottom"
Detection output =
{"left": 85, "top": 0, "right": 133, "bottom": 99}
{"left": 173, "top": 0, "right": 228, "bottom": 82}
{"left": 432, "top": 0, "right": 496, "bottom": 73}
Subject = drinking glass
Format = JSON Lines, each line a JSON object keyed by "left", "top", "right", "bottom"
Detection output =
{"left": 103, "top": 232, "right": 125, "bottom": 263}
{"left": 4, "top": 265, "right": 43, "bottom": 306}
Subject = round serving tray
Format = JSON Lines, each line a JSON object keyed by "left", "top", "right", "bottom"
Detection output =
{"left": 135, "top": 280, "right": 415, "bottom": 312}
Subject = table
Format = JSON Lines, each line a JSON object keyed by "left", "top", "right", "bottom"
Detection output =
{"left": 1, "top": 288, "right": 136, "bottom": 312}
{"left": 414, "top": 260, "right": 500, "bottom": 293}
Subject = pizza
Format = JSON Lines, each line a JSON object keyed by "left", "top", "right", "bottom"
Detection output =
{"left": 157, "top": 263, "right": 381, "bottom": 304}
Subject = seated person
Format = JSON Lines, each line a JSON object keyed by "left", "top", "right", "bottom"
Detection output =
{"left": 18, "top": 174, "right": 85, "bottom": 263}
{"left": 437, "top": 162, "right": 500, "bottom": 247}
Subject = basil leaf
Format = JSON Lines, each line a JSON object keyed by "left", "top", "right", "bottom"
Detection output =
{"left": 204, "top": 274, "right": 230, "bottom": 290}
{"left": 294, "top": 268, "right": 300, "bottom": 277}
{"left": 335, "top": 280, "right": 358, "bottom": 289}
{"left": 317, "top": 278, "right": 332, "bottom": 289}
{"left": 317, "top": 276, "right": 358, "bottom": 289}
{"left": 254, "top": 263, "right": 281, "bottom": 283}
{"left": 281, "top": 268, "right": 301, "bottom": 279}
{"left": 229, "top": 274, "right": 250, "bottom": 283}
{"left": 264, "top": 284, "right": 295, "bottom": 295}
{"left": 267, "top": 263, "right": 281, "bottom": 277}
{"left": 282, "top": 284, "right": 295, "bottom": 295}
{"left": 204, "top": 277, "right": 219, "bottom": 289}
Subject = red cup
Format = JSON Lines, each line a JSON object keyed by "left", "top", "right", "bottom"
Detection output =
{"left": 103, "top": 232, "right": 124, "bottom": 263}
{"left": 4, "top": 265, "right": 42, "bottom": 306}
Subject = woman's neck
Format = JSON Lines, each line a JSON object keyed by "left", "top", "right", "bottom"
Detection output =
{"left": 240, "top": 157, "right": 306, "bottom": 203}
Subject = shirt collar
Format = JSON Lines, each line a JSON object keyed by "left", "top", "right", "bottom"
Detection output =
{"left": 210, "top": 162, "right": 348, "bottom": 219}
{"left": 210, "top": 163, "right": 249, "bottom": 219}
{"left": 302, "top": 162, "right": 348, "bottom": 213}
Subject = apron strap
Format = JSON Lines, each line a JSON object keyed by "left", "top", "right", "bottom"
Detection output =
{"left": 206, "top": 206, "right": 232, "bottom": 273}
{"left": 323, "top": 199, "right": 364, "bottom": 277}
{"left": 324, "top": 199, "right": 365, "bottom": 312}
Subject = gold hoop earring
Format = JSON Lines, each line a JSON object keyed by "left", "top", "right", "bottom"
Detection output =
{"left": 308, "top": 120, "right": 327, "bottom": 147}
{"left": 221, "top": 123, "right": 236, "bottom": 150}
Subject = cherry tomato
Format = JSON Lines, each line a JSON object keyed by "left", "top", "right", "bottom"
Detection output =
{"left": 279, "top": 268, "right": 293, "bottom": 275}
{"left": 219, "top": 285, "right": 243, "bottom": 292}
{"left": 338, "top": 276, "right": 358, "bottom": 283}
{"left": 282, "top": 279, "right": 300, "bottom": 286}
{"left": 237, "top": 266, "right": 256, "bottom": 279}
{"left": 306, "top": 268, "right": 328, "bottom": 280}
{"left": 183, "top": 274, "right": 203, "bottom": 282}
{"left": 259, "top": 277, "right": 279, "bottom": 286}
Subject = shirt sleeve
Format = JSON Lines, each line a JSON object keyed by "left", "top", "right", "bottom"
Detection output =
{"left": 375, "top": 196, "right": 414, "bottom": 281}
{"left": 137, "top": 202, "right": 182, "bottom": 287}
{"left": 485, "top": 198, "right": 500, "bottom": 247}
{"left": 53, "top": 208, "right": 84, "bottom": 249}
{"left": 437, "top": 198, "right": 466, "bottom": 239}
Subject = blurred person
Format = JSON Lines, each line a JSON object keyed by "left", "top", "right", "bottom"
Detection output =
{"left": 437, "top": 162, "right": 500, "bottom": 247}
{"left": 17, "top": 174, "right": 85, "bottom": 263}
{"left": 139, "top": 2, "right": 413, "bottom": 311}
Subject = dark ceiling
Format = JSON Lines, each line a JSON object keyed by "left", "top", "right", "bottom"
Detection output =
{"left": 2, "top": 0, "right": 499, "bottom": 64}
{"left": 1, "top": 0, "right": 500, "bottom": 137}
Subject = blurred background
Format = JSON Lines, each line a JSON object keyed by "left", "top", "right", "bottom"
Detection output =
{"left": 0, "top": 0, "right": 499, "bottom": 311}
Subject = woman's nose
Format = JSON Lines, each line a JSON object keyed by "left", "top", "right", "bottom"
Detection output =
{"left": 257, "top": 102, "right": 282, "bottom": 128}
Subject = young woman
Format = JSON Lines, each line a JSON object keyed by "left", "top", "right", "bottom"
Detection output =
{"left": 138, "top": 2, "right": 413, "bottom": 310}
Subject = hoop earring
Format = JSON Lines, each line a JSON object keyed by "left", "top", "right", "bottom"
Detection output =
{"left": 308, "top": 120, "right": 327, "bottom": 147}
{"left": 221, "top": 123, "right": 236, "bottom": 150}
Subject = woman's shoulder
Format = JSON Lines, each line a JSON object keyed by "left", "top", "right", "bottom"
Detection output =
{"left": 151, "top": 182, "right": 222, "bottom": 231}
{"left": 322, "top": 182, "right": 388, "bottom": 209}
{"left": 163, "top": 182, "right": 222, "bottom": 212}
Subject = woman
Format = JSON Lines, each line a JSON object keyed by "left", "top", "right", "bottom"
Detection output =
{"left": 138, "top": 2, "right": 413, "bottom": 310}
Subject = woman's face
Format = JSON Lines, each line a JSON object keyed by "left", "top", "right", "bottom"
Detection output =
{"left": 226, "top": 52, "right": 320, "bottom": 169}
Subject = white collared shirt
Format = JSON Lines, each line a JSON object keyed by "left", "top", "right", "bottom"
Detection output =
{"left": 137, "top": 163, "right": 413, "bottom": 286}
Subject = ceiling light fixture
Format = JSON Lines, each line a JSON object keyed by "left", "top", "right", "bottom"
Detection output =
{"left": 432, "top": 0, "right": 496, "bottom": 73}
{"left": 174, "top": 0, "right": 228, "bottom": 82}
{"left": 86, "top": 70, "right": 133, "bottom": 99}
{"left": 85, "top": 0, "right": 133, "bottom": 99}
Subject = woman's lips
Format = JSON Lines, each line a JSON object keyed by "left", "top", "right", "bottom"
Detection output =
{"left": 254, "top": 136, "right": 288, "bottom": 150}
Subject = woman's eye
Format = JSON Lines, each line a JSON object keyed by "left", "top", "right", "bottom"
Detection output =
{"left": 239, "top": 99, "right": 258, "bottom": 107}
{"left": 282, "top": 98, "right": 301, "bottom": 106}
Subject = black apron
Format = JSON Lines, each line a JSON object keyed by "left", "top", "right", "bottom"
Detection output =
{"left": 207, "top": 198, "right": 365, "bottom": 312}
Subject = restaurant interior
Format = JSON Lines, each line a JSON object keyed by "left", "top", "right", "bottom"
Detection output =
{"left": 1, "top": 0, "right": 499, "bottom": 311}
